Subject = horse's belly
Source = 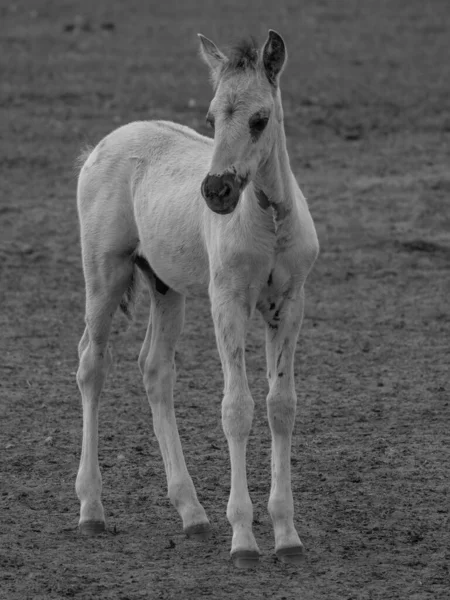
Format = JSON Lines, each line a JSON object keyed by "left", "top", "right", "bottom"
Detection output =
{"left": 133, "top": 159, "right": 211, "bottom": 295}
{"left": 137, "top": 221, "right": 209, "bottom": 296}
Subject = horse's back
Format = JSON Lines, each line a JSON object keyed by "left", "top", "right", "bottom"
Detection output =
{"left": 78, "top": 120, "right": 212, "bottom": 202}
{"left": 77, "top": 121, "right": 213, "bottom": 294}
{"left": 129, "top": 122, "right": 213, "bottom": 293}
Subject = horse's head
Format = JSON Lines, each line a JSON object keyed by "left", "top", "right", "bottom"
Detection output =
{"left": 199, "top": 31, "right": 287, "bottom": 215}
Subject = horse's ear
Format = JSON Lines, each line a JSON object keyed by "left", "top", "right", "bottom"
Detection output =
{"left": 262, "top": 30, "right": 287, "bottom": 86}
{"left": 198, "top": 34, "right": 228, "bottom": 81}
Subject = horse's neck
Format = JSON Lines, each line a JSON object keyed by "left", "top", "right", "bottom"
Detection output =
{"left": 254, "top": 125, "right": 294, "bottom": 209}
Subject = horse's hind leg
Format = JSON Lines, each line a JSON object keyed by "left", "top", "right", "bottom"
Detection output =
{"left": 76, "top": 252, "right": 133, "bottom": 535}
{"left": 138, "top": 275, "right": 210, "bottom": 539}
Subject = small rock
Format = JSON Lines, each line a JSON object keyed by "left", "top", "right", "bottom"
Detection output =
{"left": 5, "top": 443, "right": 14, "bottom": 449}
{"left": 19, "top": 243, "right": 34, "bottom": 255}
{"left": 63, "top": 14, "right": 91, "bottom": 33}
{"left": 117, "top": 453, "right": 126, "bottom": 461}
{"left": 44, "top": 436, "right": 53, "bottom": 446}
{"left": 74, "top": 14, "right": 91, "bottom": 31}
{"left": 342, "top": 124, "right": 363, "bottom": 141}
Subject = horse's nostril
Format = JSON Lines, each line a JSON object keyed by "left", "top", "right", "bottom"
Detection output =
{"left": 219, "top": 183, "right": 232, "bottom": 199}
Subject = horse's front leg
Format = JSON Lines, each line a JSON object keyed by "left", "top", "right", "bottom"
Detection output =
{"left": 262, "top": 286, "right": 306, "bottom": 564}
{"left": 210, "top": 285, "right": 260, "bottom": 568}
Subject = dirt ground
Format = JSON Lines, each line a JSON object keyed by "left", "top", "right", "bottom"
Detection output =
{"left": 1, "top": 1, "right": 449, "bottom": 598}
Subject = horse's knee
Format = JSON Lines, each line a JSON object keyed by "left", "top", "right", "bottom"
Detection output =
{"left": 77, "top": 343, "right": 111, "bottom": 398}
{"left": 267, "top": 391, "right": 296, "bottom": 436}
{"left": 78, "top": 329, "right": 89, "bottom": 360}
{"left": 142, "top": 357, "right": 174, "bottom": 403}
{"left": 222, "top": 392, "right": 254, "bottom": 441}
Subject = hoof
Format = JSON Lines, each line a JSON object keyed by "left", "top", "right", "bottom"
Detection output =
{"left": 276, "top": 544, "right": 305, "bottom": 565}
{"left": 78, "top": 520, "right": 106, "bottom": 536}
{"left": 184, "top": 522, "right": 212, "bottom": 541}
{"left": 231, "top": 549, "right": 260, "bottom": 569}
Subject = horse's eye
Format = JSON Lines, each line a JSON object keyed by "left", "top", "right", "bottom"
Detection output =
{"left": 206, "top": 114, "right": 215, "bottom": 130}
{"left": 249, "top": 114, "right": 269, "bottom": 133}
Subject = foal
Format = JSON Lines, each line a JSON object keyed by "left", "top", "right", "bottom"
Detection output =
{"left": 75, "top": 30, "right": 319, "bottom": 567}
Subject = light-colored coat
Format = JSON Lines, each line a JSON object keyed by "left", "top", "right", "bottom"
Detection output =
{"left": 75, "top": 30, "right": 319, "bottom": 568}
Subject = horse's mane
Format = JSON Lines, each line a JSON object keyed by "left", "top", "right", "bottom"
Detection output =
{"left": 75, "top": 145, "right": 94, "bottom": 172}
{"left": 222, "top": 36, "right": 259, "bottom": 75}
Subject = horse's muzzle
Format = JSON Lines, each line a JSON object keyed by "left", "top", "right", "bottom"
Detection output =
{"left": 201, "top": 172, "right": 245, "bottom": 214}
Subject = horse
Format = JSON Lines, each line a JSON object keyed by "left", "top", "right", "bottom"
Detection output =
{"left": 75, "top": 30, "right": 319, "bottom": 568}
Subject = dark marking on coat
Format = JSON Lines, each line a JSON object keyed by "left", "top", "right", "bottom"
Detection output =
{"left": 267, "top": 272, "right": 273, "bottom": 286}
{"left": 256, "top": 300, "right": 265, "bottom": 315}
{"left": 273, "top": 204, "right": 288, "bottom": 222}
{"left": 278, "top": 372, "right": 284, "bottom": 377}
{"left": 225, "top": 102, "right": 235, "bottom": 118}
{"left": 269, "top": 302, "right": 276, "bottom": 311}
{"left": 231, "top": 347, "right": 243, "bottom": 364}
{"left": 155, "top": 275, "right": 170, "bottom": 295}
{"left": 276, "top": 351, "right": 283, "bottom": 369}
{"left": 254, "top": 186, "right": 288, "bottom": 225}
{"left": 134, "top": 254, "right": 152, "bottom": 277}
{"left": 134, "top": 254, "right": 170, "bottom": 295}
{"left": 255, "top": 187, "right": 270, "bottom": 210}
